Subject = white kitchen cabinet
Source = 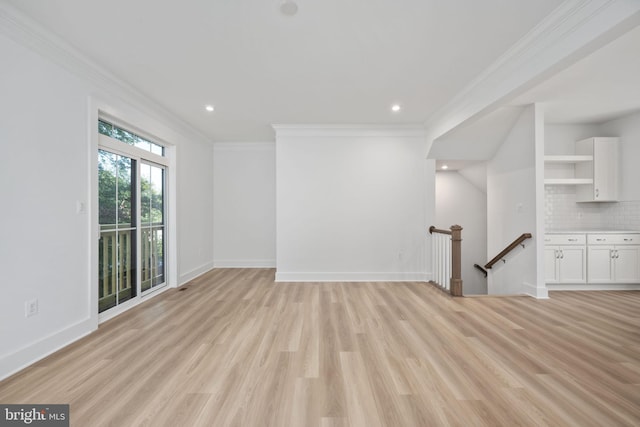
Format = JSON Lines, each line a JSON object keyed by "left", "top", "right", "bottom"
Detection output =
{"left": 575, "top": 137, "right": 619, "bottom": 202}
{"left": 615, "top": 246, "right": 640, "bottom": 283}
{"left": 587, "top": 233, "right": 640, "bottom": 283}
{"left": 544, "top": 247, "right": 558, "bottom": 283}
{"left": 544, "top": 234, "right": 586, "bottom": 284}
{"left": 587, "top": 246, "right": 615, "bottom": 283}
{"left": 546, "top": 246, "right": 587, "bottom": 283}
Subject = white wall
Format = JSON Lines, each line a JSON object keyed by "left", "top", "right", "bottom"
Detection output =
{"left": 544, "top": 123, "right": 602, "bottom": 155}
{"left": 176, "top": 139, "right": 215, "bottom": 284}
{"left": 458, "top": 162, "right": 487, "bottom": 193}
{"left": 435, "top": 171, "right": 487, "bottom": 294}
{"left": 274, "top": 126, "right": 431, "bottom": 281}
{"left": 487, "top": 105, "right": 546, "bottom": 297}
{"left": 0, "top": 27, "right": 213, "bottom": 380}
{"left": 213, "top": 143, "right": 276, "bottom": 267}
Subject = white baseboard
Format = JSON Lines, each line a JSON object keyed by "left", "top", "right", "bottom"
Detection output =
{"left": 179, "top": 261, "right": 215, "bottom": 286}
{"left": 546, "top": 283, "right": 640, "bottom": 291}
{"left": 213, "top": 259, "right": 276, "bottom": 268}
{"left": 275, "top": 271, "right": 429, "bottom": 282}
{"left": 522, "top": 281, "right": 549, "bottom": 299}
{"left": 0, "top": 317, "right": 95, "bottom": 382}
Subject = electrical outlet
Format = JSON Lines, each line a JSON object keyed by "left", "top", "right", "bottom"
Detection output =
{"left": 25, "top": 299, "right": 38, "bottom": 317}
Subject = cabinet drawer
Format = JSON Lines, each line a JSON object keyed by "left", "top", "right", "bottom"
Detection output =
{"left": 587, "top": 234, "right": 640, "bottom": 245}
{"left": 544, "top": 234, "right": 586, "bottom": 245}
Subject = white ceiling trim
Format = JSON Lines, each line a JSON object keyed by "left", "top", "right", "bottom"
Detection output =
{"left": 272, "top": 124, "right": 426, "bottom": 138}
{"left": 213, "top": 142, "right": 275, "bottom": 151}
{"left": 0, "top": 2, "right": 212, "bottom": 145}
{"left": 424, "top": 0, "right": 640, "bottom": 149}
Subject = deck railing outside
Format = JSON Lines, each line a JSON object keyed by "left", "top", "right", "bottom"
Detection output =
{"left": 99, "top": 226, "right": 164, "bottom": 311}
{"left": 99, "top": 228, "right": 134, "bottom": 311}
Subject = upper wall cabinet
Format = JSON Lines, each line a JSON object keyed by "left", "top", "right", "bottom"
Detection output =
{"left": 575, "top": 137, "right": 619, "bottom": 202}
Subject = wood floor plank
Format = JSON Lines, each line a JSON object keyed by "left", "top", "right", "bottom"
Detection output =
{"left": 1, "top": 269, "right": 639, "bottom": 426}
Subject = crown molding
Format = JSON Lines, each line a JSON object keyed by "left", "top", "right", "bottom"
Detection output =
{"left": 0, "top": 2, "right": 212, "bottom": 145}
{"left": 272, "top": 124, "right": 426, "bottom": 138}
{"left": 213, "top": 142, "right": 275, "bottom": 151}
{"left": 424, "top": 0, "right": 640, "bottom": 147}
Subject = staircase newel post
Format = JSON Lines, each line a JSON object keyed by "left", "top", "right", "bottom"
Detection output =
{"left": 450, "top": 225, "right": 463, "bottom": 296}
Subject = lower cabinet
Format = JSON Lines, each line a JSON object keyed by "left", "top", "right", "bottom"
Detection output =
{"left": 588, "top": 245, "right": 640, "bottom": 283}
{"left": 545, "top": 246, "right": 586, "bottom": 283}
{"left": 545, "top": 232, "right": 640, "bottom": 286}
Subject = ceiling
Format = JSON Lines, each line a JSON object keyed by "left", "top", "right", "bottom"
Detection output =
{"left": 429, "top": 23, "right": 640, "bottom": 162}
{"left": 5, "top": 0, "right": 565, "bottom": 141}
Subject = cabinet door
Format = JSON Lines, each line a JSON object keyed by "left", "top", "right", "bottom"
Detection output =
{"left": 558, "top": 246, "right": 586, "bottom": 283}
{"left": 588, "top": 246, "right": 614, "bottom": 283}
{"left": 613, "top": 246, "right": 640, "bottom": 283}
{"left": 544, "top": 247, "right": 559, "bottom": 283}
{"left": 592, "top": 139, "right": 618, "bottom": 201}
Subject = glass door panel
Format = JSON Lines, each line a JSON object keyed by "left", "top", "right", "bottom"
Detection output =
{"left": 98, "top": 149, "right": 137, "bottom": 313}
{"left": 140, "top": 163, "right": 165, "bottom": 292}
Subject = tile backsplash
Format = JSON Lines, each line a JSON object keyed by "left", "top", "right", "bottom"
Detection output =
{"left": 545, "top": 185, "right": 640, "bottom": 231}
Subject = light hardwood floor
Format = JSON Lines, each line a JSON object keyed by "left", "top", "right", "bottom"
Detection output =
{"left": 1, "top": 268, "right": 639, "bottom": 426}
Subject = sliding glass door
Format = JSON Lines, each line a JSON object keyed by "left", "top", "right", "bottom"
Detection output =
{"left": 97, "top": 119, "right": 168, "bottom": 315}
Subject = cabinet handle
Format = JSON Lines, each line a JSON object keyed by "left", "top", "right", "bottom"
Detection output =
{"left": 595, "top": 188, "right": 599, "bottom": 198}
{"left": 596, "top": 238, "right": 606, "bottom": 242}
{"left": 560, "top": 250, "right": 564, "bottom": 259}
{"left": 615, "top": 250, "right": 619, "bottom": 259}
{"left": 624, "top": 238, "right": 633, "bottom": 242}
{"left": 568, "top": 238, "right": 578, "bottom": 242}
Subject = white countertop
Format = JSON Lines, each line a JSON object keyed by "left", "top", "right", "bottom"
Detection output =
{"left": 546, "top": 229, "right": 640, "bottom": 234}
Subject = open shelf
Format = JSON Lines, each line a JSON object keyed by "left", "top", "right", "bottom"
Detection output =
{"left": 544, "top": 155, "right": 593, "bottom": 163}
{"left": 544, "top": 178, "right": 593, "bottom": 185}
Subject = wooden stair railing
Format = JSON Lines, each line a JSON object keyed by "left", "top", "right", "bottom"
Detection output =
{"left": 429, "top": 225, "right": 463, "bottom": 296}
{"left": 485, "top": 233, "right": 532, "bottom": 269}
{"left": 473, "top": 263, "right": 487, "bottom": 278}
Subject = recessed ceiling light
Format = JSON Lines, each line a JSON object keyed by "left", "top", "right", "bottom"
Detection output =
{"left": 441, "top": 165, "right": 449, "bottom": 170}
{"left": 391, "top": 104, "right": 401, "bottom": 112}
{"left": 205, "top": 105, "right": 214, "bottom": 112}
{"left": 280, "top": 1, "right": 298, "bottom": 16}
